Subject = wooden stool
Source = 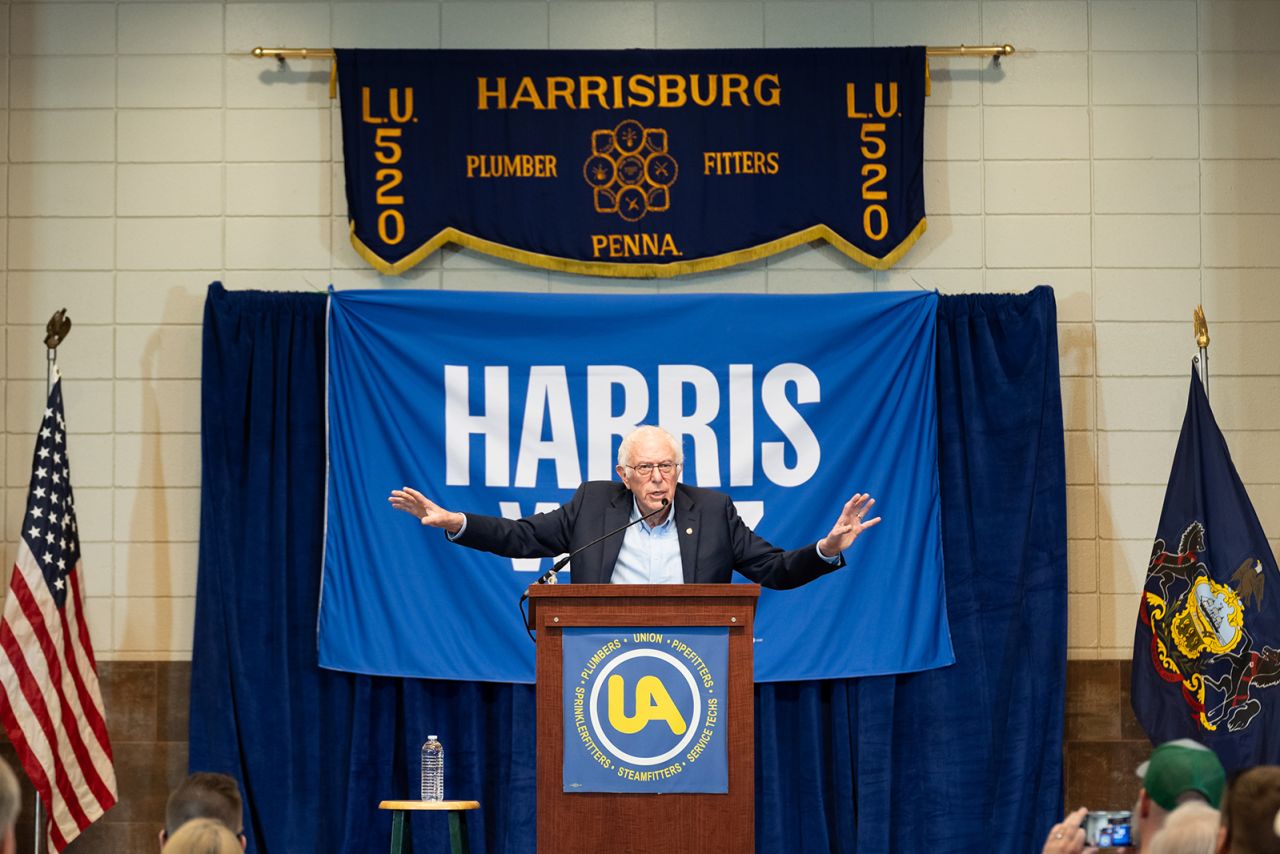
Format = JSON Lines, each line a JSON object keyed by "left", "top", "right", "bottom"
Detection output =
{"left": 379, "top": 800, "right": 480, "bottom": 854}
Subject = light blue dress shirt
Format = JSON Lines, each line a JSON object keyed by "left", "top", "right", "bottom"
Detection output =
{"left": 448, "top": 499, "right": 841, "bottom": 580}
{"left": 610, "top": 501, "right": 684, "bottom": 585}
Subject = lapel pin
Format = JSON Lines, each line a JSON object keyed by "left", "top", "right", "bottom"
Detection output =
{"left": 686, "top": 527, "right": 693, "bottom": 535}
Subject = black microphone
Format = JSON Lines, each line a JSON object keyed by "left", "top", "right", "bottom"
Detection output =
{"left": 532, "top": 497, "right": 670, "bottom": 587}
{"left": 518, "top": 497, "right": 670, "bottom": 639}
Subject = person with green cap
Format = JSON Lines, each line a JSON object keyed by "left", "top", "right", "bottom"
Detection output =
{"left": 1042, "top": 738, "right": 1226, "bottom": 854}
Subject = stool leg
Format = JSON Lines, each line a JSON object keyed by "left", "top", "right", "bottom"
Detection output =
{"left": 389, "top": 810, "right": 405, "bottom": 854}
{"left": 448, "top": 811, "right": 470, "bottom": 854}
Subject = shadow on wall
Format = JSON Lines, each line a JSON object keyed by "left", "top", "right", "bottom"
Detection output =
{"left": 119, "top": 289, "right": 185, "bottom": 655}
{"left": 257, "top": 59, "right": 331, "bottom": 91}
{"left": 931, "top": 55, "right": 991, "bottom": 89}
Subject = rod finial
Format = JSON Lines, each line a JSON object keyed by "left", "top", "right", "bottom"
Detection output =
{"left": 44, "top": 308, "right": 72, "bottom": 350}
{"left": 1193, "top": 304, "right": 1210, "bottom": 350}
{"left": 251, "top": 46, "right": 288, "bottom": 63}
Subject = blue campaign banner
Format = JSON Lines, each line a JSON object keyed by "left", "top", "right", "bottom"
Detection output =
{"left": 318, "top": 289, "right": 953, "bottom": 683}
{"left": 335, "top": 47, "right": 927, "bottom": 278}
{"left": 563, "top": 627, "right": 727, "bottom": 793}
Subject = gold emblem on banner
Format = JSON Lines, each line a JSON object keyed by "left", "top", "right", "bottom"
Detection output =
{"left": 584, "top": 119, "right": 679, "bottom": 222}
{"left": 1170, "top": 575, "right": 1245, "bottom": 660}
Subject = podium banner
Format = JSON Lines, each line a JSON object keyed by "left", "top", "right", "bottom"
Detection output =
{"left": 335, "top": 47, "right": 927, "bottom": 277}
{"left": 319, "top": 289, "right": 952, "bottom": 683}
{"left": 563, "top": 627, "right": 727, "bottom": 794}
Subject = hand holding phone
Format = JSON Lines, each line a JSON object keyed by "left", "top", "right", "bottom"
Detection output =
{"left": 1042, "top": 807, "right": 1089, "bottom": 854}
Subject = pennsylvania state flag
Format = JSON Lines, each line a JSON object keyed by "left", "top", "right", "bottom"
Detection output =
{"left": 1132, "top": 368, "right": 1280, "bottom": 772}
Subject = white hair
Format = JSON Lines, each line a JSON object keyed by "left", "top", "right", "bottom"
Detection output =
{"left": 617, "top": 425, "right": 684, "bottom": 468}
{"left": 1145, "top": 802, "right": 1221, "bottom": 854}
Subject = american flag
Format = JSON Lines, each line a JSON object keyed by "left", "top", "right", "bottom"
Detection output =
{"left": 0, "top": 370, "right": 116, "bottom": 850}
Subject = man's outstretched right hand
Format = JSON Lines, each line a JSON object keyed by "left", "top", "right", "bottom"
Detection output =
{"left": 388, "top": 486, "right": 465, "bottom": 534}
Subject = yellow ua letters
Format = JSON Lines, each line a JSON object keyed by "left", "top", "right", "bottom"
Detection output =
{"left": 607, "top": 675, "right": 687, "bottom": 735}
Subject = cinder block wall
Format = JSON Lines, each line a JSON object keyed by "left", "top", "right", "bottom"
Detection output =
{"left": 1, "top": 0, "right": 1277, "bottom": 847}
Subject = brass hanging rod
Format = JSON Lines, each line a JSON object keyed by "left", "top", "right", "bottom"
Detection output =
{"left": 928, "top": 44, "right": 1014, "bottom": 57}
{"left": 251, "top": 44, "right": 1015, "bottom": 61}
{"left": 253, "top": 47, "right": 334, "bottom": 60}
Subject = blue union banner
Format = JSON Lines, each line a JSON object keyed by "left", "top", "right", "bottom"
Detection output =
{"left": 334, "top": 47, "right": 927, "bottom": 277}
{"left": 563, "top": 627, "right": 728, "bottom": 793}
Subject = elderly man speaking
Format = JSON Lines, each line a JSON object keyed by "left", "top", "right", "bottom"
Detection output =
{"left": 390, "top": 425, "right": 879, "bottom": 589}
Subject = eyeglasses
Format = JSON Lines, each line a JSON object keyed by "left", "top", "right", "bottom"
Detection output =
{"left": 626, "top": 461, "right": 679, "bottom": 477}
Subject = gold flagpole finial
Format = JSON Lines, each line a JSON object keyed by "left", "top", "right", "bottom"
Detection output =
{"left": 1193, "top": 305, "right": 1210, "bottom": 350}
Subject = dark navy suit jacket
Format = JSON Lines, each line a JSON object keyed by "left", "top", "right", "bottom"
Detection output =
{"left": 454, "top": 480, "right": 843, "bottom": 588}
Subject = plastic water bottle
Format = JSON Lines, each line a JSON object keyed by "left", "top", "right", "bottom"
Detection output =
{"left": 420, "top": 735, "right": 444, "bottom": 802}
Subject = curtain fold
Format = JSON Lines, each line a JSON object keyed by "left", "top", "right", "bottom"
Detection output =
{"left": 192, "top": 283, "right": 1064, "bottom": 854}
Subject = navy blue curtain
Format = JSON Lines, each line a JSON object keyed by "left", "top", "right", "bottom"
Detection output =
{"left": 754, "top": 289, "right": 1067, "bottom": 852}
{"left": 192, "top": 282, "right": 1064, "bottom": 853}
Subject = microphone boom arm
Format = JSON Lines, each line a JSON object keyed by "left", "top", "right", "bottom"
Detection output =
{"left": 532, "top": 497, "right": 669, "bottom": 586}
{"left": 518, "top": 497, "right": 670, "bottom": 640}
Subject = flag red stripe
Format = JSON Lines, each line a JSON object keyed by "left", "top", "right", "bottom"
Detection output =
{"left": 0, "top": 628, "right": 54, "bottom": 806}
{"left": 3, "top": 573, "right": 97, "bottom": 831}
{"left": 0, "top": 605, "right": 92, "bottom": 832}
{"left": 67, "top": 571, "right": 101, "bottom": 676}
{"left": 7, "top": 567, "right": 113, "bottom": 816}
{"left": 49, "top": 820, "right": 68, "bottom": 852}
{"left": 60, "top": 571, "right": 113, "bottom": 762}
{"left": 0, "top": 616, "right": 81, "bottom": 847}
{"left": 58, "top": 607, "right": 116, "bottom": 804}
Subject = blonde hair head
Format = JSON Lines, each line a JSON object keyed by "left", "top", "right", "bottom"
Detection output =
{"left": 162, "top": 818, "right": 242, "bottom": 854}
{"left": 1145, "top": 802, "right": 1220, "bottom": 854}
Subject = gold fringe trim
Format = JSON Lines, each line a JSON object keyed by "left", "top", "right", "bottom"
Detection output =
{"left": 349, "top": 218, "right": 929, "bottom": 279}
{"left": 925, "top": 58, "right": 931, "bottom": 97}
{"left": 329, "top": 60, "right": 338, "bottom": 100}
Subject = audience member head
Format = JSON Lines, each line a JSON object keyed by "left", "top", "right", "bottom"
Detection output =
{"left": 1145, "top": 802, "right": 1220, "bottom": 854}
{"left": 1217, "top": 765, "right": 1280, "bottom": 854}
{"left": 1135, "top": 739, "right": 1226, "bottom": 848}
{"left": 0, "top": 759, "right": 21, "bottom": 854}
{"left": 161, "top": 773, "right": 244, "bottom": 850}
{"left": 161, "top": 818, "right": 242, "bottom": 854}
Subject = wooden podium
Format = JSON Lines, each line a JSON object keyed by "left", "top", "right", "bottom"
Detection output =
{"left": 526, "top": 584, "right": 760, "bottom": 854}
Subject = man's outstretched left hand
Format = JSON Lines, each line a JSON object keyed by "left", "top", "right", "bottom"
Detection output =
{"left": 817, "top": 493, "right": 880, "bottom": 558}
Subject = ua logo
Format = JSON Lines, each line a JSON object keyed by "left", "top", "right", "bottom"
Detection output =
{"left": 607, "top": 674, "right": 687, "bottom": 735}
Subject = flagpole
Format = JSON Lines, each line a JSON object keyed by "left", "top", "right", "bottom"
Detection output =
{"left": 35, "top": 310, "right": 70, "bottom": 854}
{"left": 1194, "top": 305, "right": 1210, "bottom": 400}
